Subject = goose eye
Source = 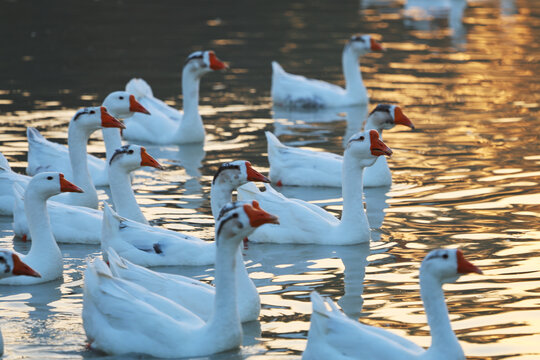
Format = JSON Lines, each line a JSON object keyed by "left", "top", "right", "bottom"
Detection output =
{"left": 232, "top": 213, "right": 239, "bottom": 218}
{"left": 359, "top": 136, "right": 365, "bottom": 141}
{"left": 89, "top": 110, "right": 95, "bottom": 114}
{"left": 47, "top": 176, "right": 53, "bottom": 180}
{"left": 442, "top": 254, "right": 448, "bottom": 259}
{"left": 119, "top": 96, "right": 124, "bottom": 100}
{"left": 128, "top": 150, "right": 134, "bottom": 154}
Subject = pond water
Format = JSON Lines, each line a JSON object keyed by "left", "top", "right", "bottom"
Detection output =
{"left": 0, "top": 0, "right": 539, "bottom": 359}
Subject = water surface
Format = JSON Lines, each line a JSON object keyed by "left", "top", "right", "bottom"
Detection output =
{"left": 1, "top": 0, "right": 539, "bottom": 359}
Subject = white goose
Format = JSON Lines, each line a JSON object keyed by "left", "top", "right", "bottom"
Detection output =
{"left": 12, "top": 145, "right": 163, "bottom": 244}
{"left": 0, "top": 153, "right": 30, "bottom": 216}
{"left": 237, "top": 129, "right": 392, "bottom": 245}
{"left": 272, "top": 35, "right": 383, "bottom": 109}
{"left": 122, "top": 50, "right": 227, "bottom": 144}
{"left": 267, "top": 104, "right": 413, "bottom": 188}
{"left": 83, "top": 201, "right": 279, "bottom": 357}
{"left": 27, "top": 107, "right": 125, "bottom": 209}
{"left": 100, "top": 161, "right": 271, "bottom": 267}
{"left": 0, "top": 249, "right": 41, "bottom": 356}
{"left": 0, "top": 172, "right": 83, "bottom": 285}
{"left": 106, "top": 160, "right": 271, "bottom": 323}
{"left": 26, "top": 92, "right": 150, "bottom": 187}
{"left": 303, "top": 248, "right": 483, "bottom": 360}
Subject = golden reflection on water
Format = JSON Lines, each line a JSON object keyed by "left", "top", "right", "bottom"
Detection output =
{"left": 0, "top": 0, "right": 539, "bottom": 359}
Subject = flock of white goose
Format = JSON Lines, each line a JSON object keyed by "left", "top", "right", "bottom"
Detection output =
{"left": 0, "top": 36, "right": 482, "bottom": 359}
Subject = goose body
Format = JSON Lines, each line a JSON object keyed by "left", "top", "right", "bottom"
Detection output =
{"left": 122, "top": 51, "right": 227, "bottom": 144}
{"left": 0, "top": 159, "right": 30, "bottom": 216}
{"left": 272, "top": 35, "right": 383, "bottom": 109}
{"left": 238, "top": 130, "right": 392, "bottom": 244}
{"left": 101, "top": 161, "right": 270, "bottom": 269}
{"left": 26, "top": 93, "right": 149, "bottom": 187}
{"left": 105, "top": 160, "right": 270, "bottom": 322}
{"left": 0, "top": 172, "right": 82, "bottom": 285}
{"left": 0, "top": 250, "right": 41, "bottom": 356}
{"left": 83, "top": 201, "right": 279, "bottom": 357}
{"left": 303, "top": 249, "right": 482, "bottom": 360}
{"left": 267, "top": 105, "right": 413, "bottom": 187}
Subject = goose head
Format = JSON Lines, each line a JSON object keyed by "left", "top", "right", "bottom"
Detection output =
{"left": 212, "top": 160, "right": 270, "bottom": 188}
{"left": 71, "top": 106, "right": 125, "bottom": 134}
{"left": 27, "top": 172, "right": 83, "bottom": 199}
{"left": 368, "top": 104, "right": 415, "bottom": 131}
{"left": 421, "top": 248, "right": 482, "bottom": 284}
{"left": 215, "top": 200, "right": 279, "bottom": 244}
{"left": 347, "top": 34, "right": 384, "bottom": 55}
{"left": 346, "top": 129, "right": 392, "bottom": 167}
{"left": 102, "top": 91, "right": 150, "bottom": 119}
{"left": 109, "top": 145, "right": 164, "bottom": 173}
{"left": 0, "top": 250, "right": 41, "bottom": 278}
{"left": 184, "top": 50, "right": 228, "bottom": 77}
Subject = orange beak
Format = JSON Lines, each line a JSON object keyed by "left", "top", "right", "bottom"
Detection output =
{"left": 140, "top": 147, "right": 164, "bottom": 170}
{"left": 129, "top": 95, "right": 151, "bottom": 115}
{"left": 244, "top": 200, "right": 279, "bottom": 228}
{"left": 394, "top": 107, "right": 414, "bottom": 129}
{"left": 245, "top": 161, "right": 270, "bottom": 183}
{"left": 100, "top": 107, "right": 126, "bottom": 129}
{"left": 208, "top": 51, "right": 228, "bottom": 71}
{"left": 59, "top": 173, "right": 84, "bottom": 193}
{"left": 11, "top": 253, "right": 41, "bottom": 277}
{"left": 456, "top": 249, "right": 483, "bottom": 275}
{"left": 370, "top": 38, "right": 384, "bottom": 52}
{"left": 369, "top": 130, "right": 392, "bottom": 157}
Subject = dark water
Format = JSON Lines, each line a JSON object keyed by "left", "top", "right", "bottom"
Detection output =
{"left": 1, "top": 0, "right": 539, "bottom": 359}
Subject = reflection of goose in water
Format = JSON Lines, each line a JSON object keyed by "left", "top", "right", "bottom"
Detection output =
{"left": 244, "top": 242, "right": 371, "bottom": 319}
{"left": 500, "top": 0, "right": 517, "bottom": 16}
{"left": 403, "top": 0, "right": 468, "bottom": 47}
{"left": 0, "top": 279, "right": 63, "bottom": 351}
{"left": 364, "top": 186, "right": 390, "bottom": 242}
{"left": 0, "top": 242, "right": 91, "bottom": 352}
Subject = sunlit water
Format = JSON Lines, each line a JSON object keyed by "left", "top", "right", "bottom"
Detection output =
{"left": 0, "top": 0, "right": 539, "bottom": 359}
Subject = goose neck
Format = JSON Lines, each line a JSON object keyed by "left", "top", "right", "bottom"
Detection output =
{"left": 342, "top": 47, "right": 364, "bottom": 93}
{"left": 108, "top": 166, "right": 148, "bottom": 225}
{"left": 363, "top": 118, "right": 384, "bottom": 139}
{"left": 420, "top": 272, "right": 462, "bottom": 355}
{"left": 171, "top": 67, "right": 205, "bottom": 143}
{"left": 24, "top": 188, "right": 61, "bottom": 260}
{"left": 182, "top": 67, "right": 202, "bottom": 120}
{"left": 102, "top": 129, "right": 123, "bottom": 163}
{"left": 210, "top": 180, "right": 235, "bottom": 219}
{"left": 340, "top": 151, "right": 368, "bottom": 228}
{"left": 204, "top": 235, "right": 242, "bottom": 348}
{"left": 68, "top": 123, "right": 98, "bottom": 208}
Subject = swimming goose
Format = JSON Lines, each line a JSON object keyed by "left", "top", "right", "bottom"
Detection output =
{"left": 106, "top": 160, "right": 270, "bottom": 322}
{"left": 83, "top": 201, "right": 279, "bottom": 357}
{"left": 0, "top": 250, "right": 41, "bottom": 356}
{"left": 108, "top": 145, "right": 164, "bottom": 225}
{"left": 272, "top": 35, "right": 383, "bottom": 109}
{"left": 12, "top": 145, "right": 163, "bottom": 244}
{"left": 238, "top": 129, "right": 392, "bottom": 244}
{"left": 0, "top": 154, "right": 30, "bottom": 216}
{"left": 267, "top": 104, "right": 413, "bottom": 187}
{"left": 123, "top": 50, "right": 227, "bottom": 144}
{"left": 100, "top": 161, "right": 270, "bottom": 266}
{"left": 0, "top": 172, "right": 82, "bottom": 285}
{"left": 26, "top": 107, "right": 125, "bottom": 209}
{"left": 26, "top": 92, "right": 150, "bottom": 187}
{"left": 303, "top": 248, "right": 482, "bottom": 360}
